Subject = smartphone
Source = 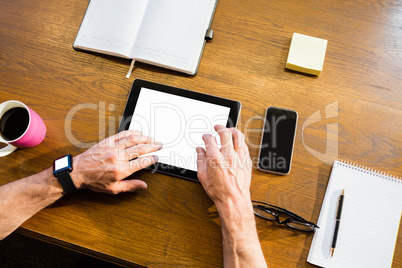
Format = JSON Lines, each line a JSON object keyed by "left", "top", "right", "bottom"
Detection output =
{"left": 258, "top": 107, "right": 298, "bottom": 175}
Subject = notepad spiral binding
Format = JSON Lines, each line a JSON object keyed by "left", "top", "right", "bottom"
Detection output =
{"left": 336, "top": 159, "right": 401, "bottom": 184}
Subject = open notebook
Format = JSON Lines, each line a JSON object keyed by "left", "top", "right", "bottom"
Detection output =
{"left": 308, "top": 160, "right": 402, "bottom": 267}
{"left": 73, "top": 0, "right": 217, "bottom": 76}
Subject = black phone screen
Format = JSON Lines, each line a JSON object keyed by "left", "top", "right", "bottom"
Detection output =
{"left": 258, "top": 107, "right": 298, "bottom": 174}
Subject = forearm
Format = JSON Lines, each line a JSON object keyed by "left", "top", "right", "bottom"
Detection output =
{"left": 0, "top": 167, "right": 64, "bottom": 240}
{"left": 217, "top": 198, "right": 267, "bottom": 268}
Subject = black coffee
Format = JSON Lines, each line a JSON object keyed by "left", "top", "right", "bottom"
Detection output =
{"left": 0, "top": 107, "right": 29, "bottom": 141}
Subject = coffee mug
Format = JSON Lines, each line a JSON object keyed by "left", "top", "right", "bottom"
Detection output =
{"left": 0, "top": 100, "right": 46, "bottom": 157}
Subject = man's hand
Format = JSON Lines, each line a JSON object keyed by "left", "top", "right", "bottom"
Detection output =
{"left": 71, "top": 130, "right": 162, "bottom": 194}
{"left": 0, "top": 130, "right": 162, "bottom": 240}
{"left": 196, "top": 125, "right": 252, "bottom": 208}
{"left": 196, "top": 125, "right": 267, "bottom": 268}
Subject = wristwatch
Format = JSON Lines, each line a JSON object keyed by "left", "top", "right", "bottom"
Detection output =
{"left": 53, "top": 154, "right": 78, "bottom": 194}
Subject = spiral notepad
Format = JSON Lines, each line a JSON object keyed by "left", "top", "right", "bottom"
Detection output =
{"left": 308, "top": 160, "right": 402, "bottom": 268}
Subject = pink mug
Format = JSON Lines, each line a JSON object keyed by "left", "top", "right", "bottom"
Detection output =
{"left": 0, "top": 100, "right": 46, "bottom": 157}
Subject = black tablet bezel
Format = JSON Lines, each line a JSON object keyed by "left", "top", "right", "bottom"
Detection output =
{"left": 118, "top": 79, "right": 241, "bottom": 182}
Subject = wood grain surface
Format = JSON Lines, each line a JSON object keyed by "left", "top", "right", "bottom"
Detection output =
{"left": 0, "top": 0, "right": 401, "bottom": 267}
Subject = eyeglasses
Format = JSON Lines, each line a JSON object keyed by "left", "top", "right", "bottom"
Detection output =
{"left": 252, "top": 200, "right": 319, "bottom": 232}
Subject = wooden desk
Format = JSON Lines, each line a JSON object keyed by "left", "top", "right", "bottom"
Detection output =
{"left": 1, "top": 0, "right": 401, "bottom": 267}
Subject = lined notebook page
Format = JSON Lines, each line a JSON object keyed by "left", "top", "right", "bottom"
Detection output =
{"left": 131, "top": 0, "right": 216, "bottom": 74}
{"left": 307, "top": 160, "right": 402, "bottom": 268}
{"left": 74, "top": 0, "right": 148, "bottom": 58}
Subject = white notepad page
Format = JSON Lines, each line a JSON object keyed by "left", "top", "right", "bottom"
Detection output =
{"left": 74, "top": 0, "right": 148, "bottom": 58}
{"left": 131, "top": 0, "right": 216, "bottom": 73}
{"left": 307, "top": 160, "right": 402, "bottom": 267}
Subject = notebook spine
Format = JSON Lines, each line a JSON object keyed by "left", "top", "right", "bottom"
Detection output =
{"left": 337, "top": 159, "right": 401, "bottom": 183}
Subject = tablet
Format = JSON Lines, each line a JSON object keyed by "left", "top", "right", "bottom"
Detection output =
{"left": 118, "top": 79, "right": 241, "bottom": 181}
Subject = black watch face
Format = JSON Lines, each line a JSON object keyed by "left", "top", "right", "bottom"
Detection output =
{"left": 53, "top": 154, "right": 72, "bottom": 174}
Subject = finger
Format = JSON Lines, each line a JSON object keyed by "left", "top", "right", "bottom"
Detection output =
{"left": 202, "top": 134, "right": 221, "bottom": 157}
{"left": 96, "top": 130, "right": 145, "bottom": 148}
{"left": 214, "top": 125, "right": 234, "bottom": 153}
{"left": 107, "top": 155, "right": 158, "bottom": 184}
{"left": 118, "top": 132, "right": 155, "bottom": 150}
{"left": 230, "top": 128, "right": 247, "bottom": 154}
{"left": 196, "top": 146, "right": 206, "bottom": 173}
{"left": 112, "top": 130, "right": 144, "bottom": 143}
{"left": 109, "top": 179, "right": 148, "bottom": 194}
{"left": 196, "top": 146, "right": 206, "bottom": 158}
{"left": 123, "top": 142, "right": 163, "bottom": 160}
{"left": 128, "top": 155, "right": 159, "bottom": 173}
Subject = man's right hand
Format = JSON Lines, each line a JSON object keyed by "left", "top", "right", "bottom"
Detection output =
{"left": 196, "top": 125, "right": 252, "bottom": 210}
{"left": 196, "top": 125, "right": 267, "bottom": 268}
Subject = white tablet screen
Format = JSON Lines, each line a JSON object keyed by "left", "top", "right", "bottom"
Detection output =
{"left": 128, "top": 87, "right": 230, "bottom": 171}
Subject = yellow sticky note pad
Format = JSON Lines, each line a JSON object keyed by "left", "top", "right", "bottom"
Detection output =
{"left": 286, "top": 33, "right": 328, "bottom": 75}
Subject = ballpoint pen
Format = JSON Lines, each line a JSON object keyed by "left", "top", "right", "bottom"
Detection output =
{"left": 331, "top": 189, "right": 345, "bottom": 257}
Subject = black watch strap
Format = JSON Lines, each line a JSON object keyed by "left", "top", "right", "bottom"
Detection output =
{"left": 55, "top": 170, "right": 78, "bottom": 194}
